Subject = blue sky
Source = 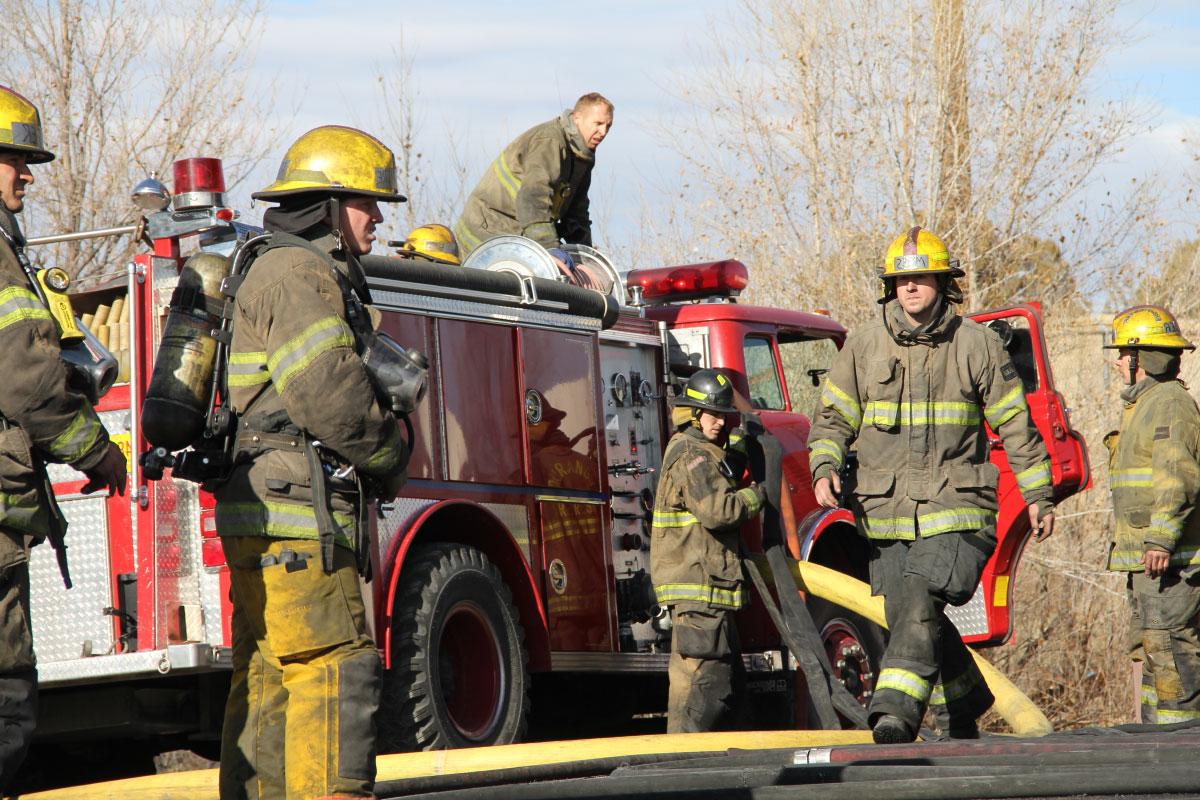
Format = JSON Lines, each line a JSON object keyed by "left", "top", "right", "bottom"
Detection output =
{"left": 231, "top": 0, "right": 1200, "bottom": 255}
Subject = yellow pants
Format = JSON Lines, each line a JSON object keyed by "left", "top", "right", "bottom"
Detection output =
{"left": 219, "top": 536, "right": 380, "bottom": 800}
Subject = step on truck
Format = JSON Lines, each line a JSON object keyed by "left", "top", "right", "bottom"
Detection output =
{"left": 25, "top": 158, "right": 1090, "bottom": 765}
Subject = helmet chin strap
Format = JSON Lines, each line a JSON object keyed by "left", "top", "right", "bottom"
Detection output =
{"left": 1127, "top": 350, "right": 1139, "bottom": 386}
{"left": 328, "top": 196, "right": 344, "bottom": 252}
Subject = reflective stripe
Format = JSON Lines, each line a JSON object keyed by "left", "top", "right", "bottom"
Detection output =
{"left": 227, "top": 350, "right": 269, "bottom": 387}
{"left": 876, "top": 667, "right": 932, "bottom": 702}
{"left": 862, "top": 507, "right": 995, "bottom": 540}
{"left": 216, "top": 500, "right": 354, "bottom": 545}
{"left": 1149, "top": 513, "right": 1184, "bottom": 541}
{"left": 808, "top": 438, "right": 844, "bottom": 468}
{"left": 738, "top": 486, "right": 763, "bottom": 515}
{"left": 1109, "top": 546, "right": 1200, "bottom": 569}
{"left": 46, "top": 409, "right": 103, "bottom": 463}
{"left": 984, "top": 385, "right": 1028, "bottom": 428}
{"left": 0, "top": 286, "right": 51, "bottom": 331}
{"left": 491, "top": 152, "right": 521, "bottom": 200}
{"left": 653, "top": 581, "right": 748, "bottom": 609}
{"left": 1015, "top": 460, "right": 1052, "bottom": 492}
{"left": 652, "top": 510, "right": 699, "bottom": 528}
{"left": 863, "top": 400, "right": 981, "bottom": 427}
{"left": 0, "top": 490, "right": 44, "bottom": 532}
{"left": 362, "top": 425, "right": 404, "bottom": 473}
{"left": 821, "top": 381, "right": 862, "bottom": 431}
{"left": 1141, "top": 684, "right": 1159, "bottom": 705}
{"left": 1110, "top": 468, "right": 1153, "bottom": 488}
{"left": 267, "top": 316, "right": 355, "bottom": 394}
{"left": 1157, "top": 708, "right": 1200, "bottom": 722}
{"left": 929, "top": 670, "right": 981, "bottom": 706}
{"left": 453, "top": 218, "right": 482, "bottom": 251}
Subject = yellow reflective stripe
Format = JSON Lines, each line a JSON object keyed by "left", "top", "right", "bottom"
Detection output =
{"left": 1109, "top": 546, "right": 1200, "bottom": 569}
{"left": 809, "top": 439, "right": 844, "bottom": 468}
{"left": 453, "top": 218, "right": 482, "bottom": 251}
{"left": 876, "top": 668, "right": 932, "bottom": 702}
{"left": 737, "top": 486, "right": 763, "bottom": 515}
{"left": 47, "top": 409, "right": 103, "bottom": 463}
{"left": 862, "top": 507, "right": 995, "bottom": 540}
{"left": 492, "top": 152, "right": 521, "bottom": 199}
{"left": 652, "top": 510, "right": 699, "bottom": 528}
{"left": 929, "top": 670, "right": 982, "bottom": 706}
{"left": 1141, "top": 684, "right": 1159, "bottom": 704}
{"left": 216, "top": 500, "right": 354, "bottom": 545}
{"left": 863, "top": 400, "right": 981, "bottom": 427}
{"left": 1149, "top": 514, "right": 1184, "bottom": 539}
{"left": 267, "top": 316, "right": 355, "bottom": 394}
{"left": 821, "top": 381, "right": 862, "bottom": 431}
{"left": 227, "top": 350, "right": 269, "bottom": 387}
{"left": 984, "top": 385, "right": 1028, "bottom": 428}
{"left": 1015, "top": 460, "right": 1052, "bottom": 492}
{"left": 1157, "top": 708, "right": 1200, "bottom": 722}
{"left": 654, "top": 582, "right": 749, "bottom": 608}
{"left": 0, "top": 286, "right": 51, "bottom": 330}
{"left": 0, "top": 490, "right": 45, "bottom": 531}
{"left": 362, "top": 425, "right": 404, "bottom": 473}
{"left": 1111, "top": 468, "right": 1153, "bottom": 488}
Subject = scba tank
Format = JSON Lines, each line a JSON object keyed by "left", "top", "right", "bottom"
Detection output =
{"left": 141, "top": 251, "right": 231, "bottom": 450}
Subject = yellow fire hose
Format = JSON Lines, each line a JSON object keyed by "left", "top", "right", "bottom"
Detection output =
{"left": 21, "top": 560, "right": 1048, "bottom": 799}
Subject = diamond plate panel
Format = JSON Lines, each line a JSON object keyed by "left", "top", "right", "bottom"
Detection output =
{"left": 150, "top": 478, "right": 202, "bottom": 646}
{"left": 945, "top": 583, "right": 988, "bottom": 637}
{"left": 376, "top": 498, "right": 437, "bottom": 564}
{"left": 29, "top": 495, "right": 115, "bottom": 663}
{"left": 481, "top": 503, "right": 530, "bottom": 564}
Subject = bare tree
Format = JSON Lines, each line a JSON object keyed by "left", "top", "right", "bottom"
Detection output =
{"left": 655, "top": 0, "right": 1158, "bottom": 324}
{"left": 373, "top": 41, "right": 474, "bottom": 249}
{"left": 0, "top": 0, "right": 276, "bottom": 282}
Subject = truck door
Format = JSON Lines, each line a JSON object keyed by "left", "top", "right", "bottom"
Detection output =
{"left": 956, "top": 302, "right": 1091, "bottom": 645}
{"left": 520, "top": 328, "right": 613, "bottom": 652}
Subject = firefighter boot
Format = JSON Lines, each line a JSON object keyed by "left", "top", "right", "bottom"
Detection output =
{"left": 872, "top": 713, "right": 915, "bottom": 744}
{"left": 0, "top": 669, "right": 36, "bottom": 791}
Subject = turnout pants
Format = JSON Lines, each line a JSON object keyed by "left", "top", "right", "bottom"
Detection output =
{"left": 667, "top": 608, "right": 746, "bottom": 733}
{"left": 867, "top": 529, "right": 996, "bottom": 734}
{"left": 219, "top": 536, "right": 381, "bottom": 800}
{"left": 0, "top": 552, "right": 36, "bottom": 793}
{"left": 1127, "top": 568, "right": 1200, "bottom": 724}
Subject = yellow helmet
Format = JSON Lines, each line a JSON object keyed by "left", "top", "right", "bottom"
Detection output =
{"left": 253, "top": 125, "right": 405, "bottom": 202}
{"left": 0, "top": 85, "right": 54, "bottom": 164}
{"left": 1104, "top": 305, "right": 1195, "bottom": 351}
{"left": 398, "top": 224, "right": 460, "bottom": 265}
{"left": 880, "top": 226, "right": 963, "bottom": 279}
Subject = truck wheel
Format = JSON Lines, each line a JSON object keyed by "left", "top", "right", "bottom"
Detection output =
{"left": 379, "top": 543, "right": 530, "bottom": 752}
{"left": 808, "top": 597, "right": 886, "bottom": 724}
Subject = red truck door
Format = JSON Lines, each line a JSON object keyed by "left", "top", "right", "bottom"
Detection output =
{"left": 956, "top": 302, "right": 1091, "bottom": 645}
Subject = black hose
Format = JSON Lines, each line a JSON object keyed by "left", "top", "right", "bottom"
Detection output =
{"left": 359, "top": 255, "right": 619, "bottom": 328}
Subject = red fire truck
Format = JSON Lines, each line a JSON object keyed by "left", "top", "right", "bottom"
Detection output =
{"left": 25, "top": 158, "right": 1089, "bottom": 763}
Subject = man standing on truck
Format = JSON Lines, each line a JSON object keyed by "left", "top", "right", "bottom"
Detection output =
{"left": 651, "top": 369, "right": 765, "bottom": 732}
{"left": 0, "top": 85, "right": 126, "bottom": 789}
{"left": 1102, "top": 306, "right": 1200, "bottom": 725}
{"left": 215, "top": 125, "right": 410, "bottom": 799}
{"left": 453, "top": 93, "right": 612, "bottom": 283}
{"left": 809, "top": 227, "right": 1056, "bottom": 744}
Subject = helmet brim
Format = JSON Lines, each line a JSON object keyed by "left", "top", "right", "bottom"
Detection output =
{"left": 252, "top": 183, "right": 406, "bottom": 203}
{"left": 0, "top": 143, "right": 54, "bottom": 164}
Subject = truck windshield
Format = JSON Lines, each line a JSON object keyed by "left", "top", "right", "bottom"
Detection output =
{"left": 777, "top": 334, "right": 839, "bottom": 417}
{"left": 744, "top": 336, "right": 785, "bottom": 410}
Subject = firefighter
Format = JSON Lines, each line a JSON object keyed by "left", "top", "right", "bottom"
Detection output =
{"left": 809, "top": 227, "right": 1056, "bottom": 744}
{"left": 1102, "top": 306, "right": 1200, "bottom": 725}
{"left": 0, "top": 85, "right": 126, "bottom": 789}
{"left": 215, "top": 125, "right": 410, "bottom": 800}
{"left": 453, "top": 93, "right": 613, "bottom": 279}
{"left": 651, "top": 369, "right": 765, "bottom": 732}
{"left": 393, "top": 223, "right": 460, "bottom": 265}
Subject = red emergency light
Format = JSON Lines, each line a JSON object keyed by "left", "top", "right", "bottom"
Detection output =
{"left": 172, "top": 157, "right": 227, "bottom": 211}
{"left": 626, "top": 260, "right": 749, "bottom": 305}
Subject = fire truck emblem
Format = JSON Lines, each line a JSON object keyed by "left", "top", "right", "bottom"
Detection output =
{"left": 548, "top": 559, "right": 568, "bottom": 594}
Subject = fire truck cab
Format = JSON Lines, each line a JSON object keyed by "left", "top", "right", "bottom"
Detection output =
{"left": 24, "top": 159, "right": 1089, "bottom": 766}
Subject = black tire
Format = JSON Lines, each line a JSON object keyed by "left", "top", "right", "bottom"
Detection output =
{"left": 378, "top": 543, "right": 530, "bottom": 752}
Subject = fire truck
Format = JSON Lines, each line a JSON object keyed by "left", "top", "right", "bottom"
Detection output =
{"left": 23, "top": 158, "right": 1089, "bottom": 763}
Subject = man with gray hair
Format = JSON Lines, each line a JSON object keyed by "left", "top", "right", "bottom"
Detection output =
{"left": 454, "top": 93, "right": 613, "bottom": 279}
